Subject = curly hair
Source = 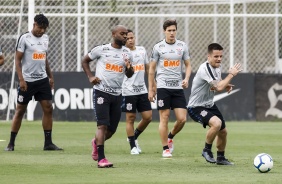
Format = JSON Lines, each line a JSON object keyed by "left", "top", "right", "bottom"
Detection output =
{"left": 34, "top": 14, "right": 49, "bottom": 28}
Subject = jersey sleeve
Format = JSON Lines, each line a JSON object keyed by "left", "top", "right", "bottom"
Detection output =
{"left": 182, "top": 43, "right": 190, "bottom": 61}
{"left": 88, "top": 45, "right": 102, "bottom": 60}
{"left": 150, "top": 44, "right": 159, "bottom": 63}
{"left": 16, "top": 35, "right": 25, "bottom": 53}
{"left": 199, "top": 65, "right": 214, "bottom": 84}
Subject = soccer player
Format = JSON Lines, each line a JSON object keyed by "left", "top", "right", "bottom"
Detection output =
{"left": 5, "top": 14, "right": 63, "bottom": 151}
{"left": 0, "top": 45, "right": 4, "bottom": 66}
{"left": 81, "top": 25, "right": 134, "bottom": 168}
{"left": 187, "top": 43, "right": 242, "bottom": 165}
{"left": 148, "top": 19, "right": 192, "bottom": 158}
{"left": 122, "top": 29, "right": 153, "bottom": 155}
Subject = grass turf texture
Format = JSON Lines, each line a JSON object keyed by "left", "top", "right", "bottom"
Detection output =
{"left": 0, "top": 121, "right": 281, "bottom": 184}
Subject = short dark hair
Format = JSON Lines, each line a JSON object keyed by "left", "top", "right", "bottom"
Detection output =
{"left": 208, "top": 43, "right": 223, "bottom": 54}
{"left": 163, "top": 19, "right": 177, "bottom": 31}
{"left": 127, "top": 29, "right": 133, "bottom": 33}
{"left": 34, "top": 14, "right": 49, "bottom": 28}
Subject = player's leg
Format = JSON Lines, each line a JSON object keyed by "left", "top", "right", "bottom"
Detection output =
{"left": 134, "top": 94, "right": 152, "bottom": 153}
{"left": 157, "top": 88, "right": 172, "bottom": 157}
{"left": 5, "top": 103, "right": 28, "bottom": 151}
{"left": 40, "top": 100, "right": 62, "bottom": 150}
{"left": 121, "top": 96, "right": 139, "bottom": 154}
{"left": 92, "top": 90, "right": 113, "bottom": 167}
{"left": 34, "top": 78, "right": 62, "bottom": 151}
{"left": 168, "top": 89, "right": 187, "bottom": 153}
{"left": 5, "top": 80, "right": 35, "bottom": 151}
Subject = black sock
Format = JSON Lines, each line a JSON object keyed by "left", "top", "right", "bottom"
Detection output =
{"left": 217, "top": 151, "right": 225, "bottom": 157}
{"left": 204, "top": 142, "right": 212, "bottom": 150}
{"left": 163, "top": 145, "right": 169, "bottom": 151}
{"left": 44, "top": 130, "right": 52, "bottom": 145}
{"left": 134, "top": 128, "right": 143, "bottom": 140}
{"left": 9, "top": 132, "right": 17, "bottom": 146}
{"left": 97, "top": 145, "right": 105, "bottom": 162}
{"left": 168, "top": 132, "right": 174, "bottom": 139}
{"left": 128, "top": 136, "right": 136, "bottom": 149}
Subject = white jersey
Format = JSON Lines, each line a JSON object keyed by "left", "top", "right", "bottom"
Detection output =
{"left": 16, "top": 32, "right": 49, "bottom": 82}
{"left": 188, "top": 61, "right": 222, "bottom": 107}
{"left": 150, "top": 39, "right": 190, "bottom": 89}
{"left": 122, "top": 46, "right": 149, "bottom": 96}
{"left": 88, "top": 43, "right": 133, "bottom": 96}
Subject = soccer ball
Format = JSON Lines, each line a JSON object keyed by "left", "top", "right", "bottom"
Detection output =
{"left": 253, "top": 153, "right": 273, "bottom": 173}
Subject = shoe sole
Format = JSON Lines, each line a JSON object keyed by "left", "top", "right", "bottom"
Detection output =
{"left": 202, "top": 154, "right": 216, "bottom": 164}
{"left": 91, "top": 139, "right": 98, "bottom": 161}
{"left": 98, "top": 164, "right": 113, "bottom": 168}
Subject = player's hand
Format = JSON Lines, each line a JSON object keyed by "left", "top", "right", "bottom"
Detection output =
{"left": 226, "top": 84, "right": 234, "bottom": 94}
{"left": 19, "top": 79, "right": 27, "bottom": 91}
{"left": 182, "top": 79, "right": 189, "bottom": 88}
{"left": 49, "top": 78, "right": 54, "bottom": 89}
{"left": 89, "top": 76, "right": 101, "bottom": 85}
{"left": 148, "top": 90, "right": 156, "bottom": 102}
{"left": 229, "top": 63, "right": 243, "bottom": 76}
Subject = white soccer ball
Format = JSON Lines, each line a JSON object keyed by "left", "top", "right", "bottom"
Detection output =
{"left": 253, "top": 153, "right": 273, "bottom": 173}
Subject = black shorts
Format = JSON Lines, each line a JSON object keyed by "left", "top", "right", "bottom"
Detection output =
{"left": 157, "top": 88, "right": 187, "bottom": 110}
{"left": 17, "top": 77, "right": 52, "bottom": 105}
{"left": 187, "top": 104, "right": 226, "bottom": 130}
{"left": 93, "top": 89, "right": 122, "bottom": 133}
{"left": 121, "top": 93, "right": 152, "bottom": 113}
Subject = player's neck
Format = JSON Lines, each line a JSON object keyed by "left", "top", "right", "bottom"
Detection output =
{"left": 165, "top": 38, "right": 176, "bottom": 44}
{"left": 127, "top": 46, "right": 136, "bottom": 51}
{"left": 111, "top": 42, "right": 122, "bottom": 49}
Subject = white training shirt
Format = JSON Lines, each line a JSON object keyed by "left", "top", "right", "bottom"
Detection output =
{"left": 188, "top": 61, "right": 222, "bottom": 107}
{"left": 16, "top": 32, "right": 49, "bottom": 82}
{"left": 122, "top": 46, "right": 149, "bottom": 96}
{"left": 88, "top": 43, "right": 133, "bottom": 96}
{"left": 150, "top": 39, "right": 190, "bottom": 89}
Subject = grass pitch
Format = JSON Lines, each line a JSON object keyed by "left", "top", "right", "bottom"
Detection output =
{"left": 0, "top": 121, "right": 281, "bottom": 184}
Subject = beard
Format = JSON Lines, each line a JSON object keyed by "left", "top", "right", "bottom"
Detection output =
{"left": 116, "top": 39, "right": 126, "bottom": 46}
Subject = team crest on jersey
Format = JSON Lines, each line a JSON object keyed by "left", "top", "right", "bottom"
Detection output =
{"left": 18, "top": 95, "right": 24, "bottom": 102}
{"left": 176, "top": 48, "right": 182, "bottom": 55}
{"left": 158, "top": 100, "right": 164, "bottom": 107}
{"left": 43, "top": 41, "right": 48, "bottom": 48}
{"left": 126, "top": 103, "right": 133, "bottom": 111}
{"left": 97, "top": 97, "right": 104, "bottom": 104}
{"left": 200, "top": 110, "right": 208, "bottom": 117}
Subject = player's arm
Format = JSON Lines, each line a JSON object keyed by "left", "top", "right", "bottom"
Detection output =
{"left": 45, "top": 57, "right": 54, "bottom": 89}
{"left": 148, "top": 61, "right": 157, "bottom": 102}
{"left": 0, "top": 55, "right": 4, "bottom": 66}
{"left": 124, "top": 61, "right": 134, "bottom": 78}
{"left": 15, "top": 51, "right": 27, "bottom": 91}
{"left": 145, "top": 63, "right": 156, "bottom": 96}
{"left": 81, "top": 54, "right": 101, "bottom": 85}
{"left": 182, "top": 59, "right": 191, "bottom": 88}
{"left": 210, "top": 63, "right": 242, "bottom": 92}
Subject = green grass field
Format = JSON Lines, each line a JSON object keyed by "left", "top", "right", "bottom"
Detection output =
{"left": 0, "top": 121, "right": 281, "bottom": 184}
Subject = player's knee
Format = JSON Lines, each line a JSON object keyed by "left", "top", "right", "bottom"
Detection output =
{"left": 209, "top": 118, "right": 222, "bottom": 130}
{"left": 219, "top": 128, "right": 227, "bottom": 137}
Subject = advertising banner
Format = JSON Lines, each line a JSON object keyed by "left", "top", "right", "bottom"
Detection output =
{"left": 255, "top": 74, "right": 282, "bottom": 121}
{"left": 0, "top": 72, "right": 256, "bottom": 121}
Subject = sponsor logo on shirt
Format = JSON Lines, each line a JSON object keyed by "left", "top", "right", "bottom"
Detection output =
{"left": 164, "top": 79, "right": 179, "bottom": 87}
{"left": 163, "top": 59, "right": 180, "bottom": 67}
{"left": 133, "top": 64, "right": 144, "bottom": 72}
{"left": 105, "top": 63, "right": 123, "bottom": 73}
{"left": 132, "top": 84, "right": 145, "bottom": 93}
{"left": 32, "top": 52, "right": 46, "bottom": 60}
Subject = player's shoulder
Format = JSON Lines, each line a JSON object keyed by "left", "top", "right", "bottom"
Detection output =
{"left": 90, "top": 43, "right": 110, "bottom": 51}
{"left": 135, "top": 45, "right": 146, "bottom": 51}
{"left": 42, "top": 34, "right": 49, "bottom": 39}
{"left": 19, "top": 31, "right": 31, "bottom": 39}
{"left": 175, "top": 39, "right": 187, "bottom": 47}
{"left": 121, "top": 46, "right": 131, "bottom": 53}
{"left": 153, "top": 39, "right": 165, "bottom": 48}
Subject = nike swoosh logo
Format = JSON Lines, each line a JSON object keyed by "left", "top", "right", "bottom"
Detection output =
{"left": 214, "top": 89, "right": 240, "bottom": 102}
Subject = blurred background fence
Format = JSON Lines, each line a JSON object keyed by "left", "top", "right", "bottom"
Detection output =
{"left": 0, "top": 0, "right": 282, "bottom": 73}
